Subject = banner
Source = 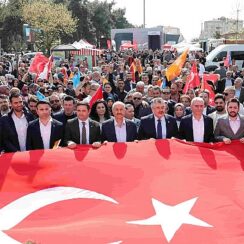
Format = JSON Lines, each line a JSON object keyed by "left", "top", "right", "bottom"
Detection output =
{"left": 0, "top": 140, "right": 244, "bottom": 244}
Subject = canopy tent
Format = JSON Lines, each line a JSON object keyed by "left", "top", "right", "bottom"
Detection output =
{"left": 120, "top": 42, "right": 138, "bottom": 51}
{"left": 51, "top": 39, "right": 101, "bottom": 67}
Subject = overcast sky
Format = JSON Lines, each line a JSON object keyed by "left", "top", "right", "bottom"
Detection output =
{"left": 111, "top": 0, "right": 243, "bottom": 41}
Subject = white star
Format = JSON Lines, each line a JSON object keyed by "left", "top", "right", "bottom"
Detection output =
{"left": 127, "top": 197, "right": 213, "bottom": 242}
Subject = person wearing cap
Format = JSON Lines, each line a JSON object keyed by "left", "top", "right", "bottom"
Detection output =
{"left": 26, "top": 100, "right": 64, "bottom": 150}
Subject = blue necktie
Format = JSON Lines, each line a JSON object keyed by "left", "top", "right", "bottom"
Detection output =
{"left": 157, "top": 119, "right": 162, "bottom": 139}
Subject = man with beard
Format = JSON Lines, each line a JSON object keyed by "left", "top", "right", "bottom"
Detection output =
{"left": 1, "top": 93, "right": 34, "bottom": 152}
{"left": 208, "top": 94, "right": 227, "bottom": 129}
{"left": 0, "top": 95, "right": 10, "bottom": 117}
{"left": 123, "top": 72, "right": 136, "bottom": 92}
{"left": 214, "top": 98, "right": 244, "bottom": 144}
{"left": 27, "top": 95, "right": 38, "bottom": 119}
{"left": 49, "top": 93, "right": 63, "bottom": 114}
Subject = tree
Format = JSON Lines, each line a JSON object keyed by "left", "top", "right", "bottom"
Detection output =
{"left": 22, "top": 0, "right": 77, "bottom": 54}
{"left": 111, "top": 8, "right": 134, "bottom": 29}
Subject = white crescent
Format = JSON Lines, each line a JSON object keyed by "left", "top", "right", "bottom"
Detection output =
{"left": 0, "top": 186, "right": 118, "bottom": 244}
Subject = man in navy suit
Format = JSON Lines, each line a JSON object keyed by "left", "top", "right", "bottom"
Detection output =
{"left": 26, "top": 100, "right": 64, "bottom": 150}
{"left": 64, "top": 101, "right": 101, "bottom": 148}
{"left": 138, "top": 97, "right": 178, "bottom": 140}
{"left": 179, "top": 97, "right": 214, "bottom": 143}
{"left": 101, "top": 101, "right": 137, "bottom": 142}
{"left": 1, "top": 93, "right": 34, "bottom": 153}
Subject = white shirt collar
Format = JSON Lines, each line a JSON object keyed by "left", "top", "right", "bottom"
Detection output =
{"left": 229, "top": 116, "right": 240, "bottom": 121}
{"left": 39, "top": 117, "right": 53, "bottom": 126}
{"left": 192, "top": 115, "right": 203, "bottom": 121}
{"left": 114, "top": 118, "right": 126, "bottom": 127}
{"left": 78, "top": 118, "right": 89, "bottom": 125}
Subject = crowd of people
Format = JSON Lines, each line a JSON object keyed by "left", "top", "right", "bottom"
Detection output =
{"left": 0, "top": 48, "right": 244, "bottom": 154}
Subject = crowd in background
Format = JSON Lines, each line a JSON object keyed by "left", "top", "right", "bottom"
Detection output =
{"left": 0, "top": 48, "right": 244, "bottom": 154}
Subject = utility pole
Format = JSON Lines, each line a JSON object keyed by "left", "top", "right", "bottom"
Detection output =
{"left": 143, "top": 0, "right": 145, "bottom": 28}
{"left": 235, "top": 2, "right": 241, "bottom": 43}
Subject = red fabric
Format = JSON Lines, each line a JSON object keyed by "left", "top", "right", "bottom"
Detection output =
{"left": 203, "top": 73, "right": 219, "bottom": 84}
{"left": 28, "top": 53, "right": 49, "bottom": 76}
{"left": 107, "top": 40, "right": 111, "bottom": 49}
{"left": 183, "top": 62, "right": 200, "bottom": 94}
{"left": 89, "top": 85, "right": 103, "bottom": 107}
{"left": 201, "top": 79, "right": 215, "bottom": 105}
{"left": 0, "top": 140, "right": 244, "bottom": 243}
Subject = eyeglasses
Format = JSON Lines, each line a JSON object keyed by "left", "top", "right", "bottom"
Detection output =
{"left": 162, "top": 92, "right": 170, "bottom": 94}
{"left": 50, "top": 100, "right": 59, "bottom": 103}
{"left": 133, "top": 97, "right": 142, "bottom": 100}
{"left": 68, "top": 83, "right": 73, "bottom": 85}
{"left": 223, "top": 93, "right": 229, "bottom": 96}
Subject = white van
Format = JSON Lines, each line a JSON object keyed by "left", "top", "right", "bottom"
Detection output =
{"left": 205, "top": 44, "right": 244, "bottom": 71}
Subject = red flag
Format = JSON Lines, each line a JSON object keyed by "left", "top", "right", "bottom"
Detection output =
{"left": 202, "top": 73, "right": 220, "bottom": 84}
{"left": 183, "top": 62, "right": 200, "bottom": 94}
{"left": 224, "top": 51, "right": 232, "bottom": 67}
{"left": 201, "top": 78, "right": 215, "bottom": 105}
{"left": 39, "top": 55, "right": 53, "bottom": 80}
{"left": 0, "top": 140, "right": 244, "bottom": 243}
{"left": 29, "top": 52, "right": 49, "bottom": 77}
{"left": 107, "top": 40, "right": 111, "bottom": 49}
{"left": 89, "top": 85, "right": 103, "bottom": 107}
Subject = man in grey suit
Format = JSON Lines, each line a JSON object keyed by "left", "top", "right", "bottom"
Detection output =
{"left": 214, "top": 98, "right": 244, "bottom": 144}
{"left": 64, "top": 101, "right": 101, "bottom": 148}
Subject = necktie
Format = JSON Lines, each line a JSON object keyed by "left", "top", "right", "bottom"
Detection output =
{"left": 81, "top": 122, "right": 87, "bottom": 144}
{"left": 157, "top": 119, "right": 162, "bottom": 139}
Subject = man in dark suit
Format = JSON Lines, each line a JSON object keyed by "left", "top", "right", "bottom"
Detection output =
{"left": 179, "top": 97, "right": 214, "bottom": 143}
{"left": 1, "top": 93, "right": 34, "bottom": 153}
{"left": 26, "top": 100, "right": 64, "bottom": 150}
{"left": 64, "top": 101, "right": 101, "bottom": 148}
{"left": 53, "top": 95, "right": 76, "bottom": 126}
{"left": 214, "top": 98, "right": 244, "bottom": 144}
{"left": 199, "top": 90, "right": 216, "bottom": 115}
{"left": 234, "top": 77, "right": 244, "bottom": 104}
{"left": 138, "top": 97, "right": 178, "bottom": 140}
{"left": 216, "top": 71, "right": 234, "bottom": 94}
{"left": 101, "top": 101, "right": 137, "bottom": 142}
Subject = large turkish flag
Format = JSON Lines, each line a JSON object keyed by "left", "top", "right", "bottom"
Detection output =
{"left": 0, "top": 140, "right": 244, "bottom": 244}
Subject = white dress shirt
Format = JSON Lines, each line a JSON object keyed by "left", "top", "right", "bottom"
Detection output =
{"left": 39, "top": 118, "right": 52, "bottom": 149}
{"left": 12, "top": 112, "right": 28, "bottom": 151}
{"left": 229, "top": 116, "right": 240, "bottom": 134}
{"left": 154, "top": 115, "right": 167, "bottom": 139}
{"left": 192, "top": 116, "right": 204, "bottom": 142}
{"left": 78, "top": 118, "right": 90, "bottom": 144}
{"left": 114, "top": 118, "right": 127, "bottom": 142}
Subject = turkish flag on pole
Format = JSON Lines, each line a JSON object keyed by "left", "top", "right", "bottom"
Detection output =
{"left": 183, "top": 62, "right": 200, "bottom": 94}
{"left": 89, "top": 85, "right": 103, "bottom": 107}
{"left": 0, "top": 140, "right": 244, "bottom": 243}
{"left": 29, "top": 53, "right": 49, "bottom": 77}
{"left": 38, "top": 55, "right": 53, "bottom": 80}
{"left": 201, "top": 76, "right": 216, "bottom": 105}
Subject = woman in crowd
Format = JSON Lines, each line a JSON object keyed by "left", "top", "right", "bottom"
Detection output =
{"left": 174, "top": 103, "right": 185, "bottom": 128}
{"left": 90, "top": 99, "right": 111, "bottom": 125}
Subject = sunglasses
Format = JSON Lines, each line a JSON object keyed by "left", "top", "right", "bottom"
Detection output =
{"left": 162, "top": 92, "right": 170, "bottom": 94}
{"left": 223, "top": 93, "right": 229, "bottom": 96}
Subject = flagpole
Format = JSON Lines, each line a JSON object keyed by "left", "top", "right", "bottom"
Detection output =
{"left": 143, "top": 0, "right": 146, "bottom": 28}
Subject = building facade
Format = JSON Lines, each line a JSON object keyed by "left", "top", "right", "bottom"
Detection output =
{"left": 200, "top": 17, "right": 243, "bottom": 40}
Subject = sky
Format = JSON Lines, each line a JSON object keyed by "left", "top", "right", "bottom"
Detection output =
{"left": 111, "top": 0, "right": 243, "bottom": 41}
